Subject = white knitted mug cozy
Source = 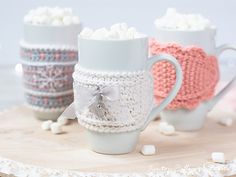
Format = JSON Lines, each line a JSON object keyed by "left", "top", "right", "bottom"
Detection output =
{"left": 73, "top": 65, "right": 153, "bottom": 133}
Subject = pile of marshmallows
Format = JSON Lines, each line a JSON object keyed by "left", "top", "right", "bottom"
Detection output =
{"left": 155, "top": 8, "right": 214, "bottom": 30}
{"left": 24, "top": 7, "right": 80, "bottom": 26}
{"left": 79, "top": 23, "right": 145, "bottom": 40}
{"left": 41, "top": 117, "right": 68, "bottom": 134}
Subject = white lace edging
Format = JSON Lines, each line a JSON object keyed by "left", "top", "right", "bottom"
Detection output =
{"left": 0, "top": 156, "right": 236, "bottom": 177}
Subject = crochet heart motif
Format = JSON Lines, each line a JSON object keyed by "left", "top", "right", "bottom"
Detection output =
{"left": 149, "top": 38, "right": 219, "bottom": 110}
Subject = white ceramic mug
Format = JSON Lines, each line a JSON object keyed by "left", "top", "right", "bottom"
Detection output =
{"left": 62, "top": 36, "right": 183, "bottom": 154}
{"left": 155, "top": 28, "right": 236, "bottom": 131}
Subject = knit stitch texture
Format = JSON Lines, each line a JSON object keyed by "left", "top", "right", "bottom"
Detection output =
{"left": 73, "top": 65, "right": 154, "bottom": 133}
{"left": 20, "top": 44, "right": 77, "bottom": 112}
{"left": 149, "top": 39, "right": 219, "bottom": 110}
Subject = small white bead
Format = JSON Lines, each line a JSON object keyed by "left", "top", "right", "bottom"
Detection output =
{"left": 50, "top": 122, "right": 63, "bottom": 134}
{"left": 41, "top": 120, "right": 53, "bottom": 130}
{"left": 211, "top": 152, "right": 225, "bottom": 163}
{"left": 218, "top": 117, "right": 233, "bottom": 127}
{"left": 140, "top": 145, "right": 156, "bottom": 156}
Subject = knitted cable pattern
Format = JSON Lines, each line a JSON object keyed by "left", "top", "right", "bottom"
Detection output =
{"left": 149, "top": 39, "right": 219, "bottom": 110}
{"left": 73, "top": 65, "right": 154, "bottom": 133}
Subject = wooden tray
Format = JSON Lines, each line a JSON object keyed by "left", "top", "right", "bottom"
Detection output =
{"left": 0, "top": 106, "right": 236, "bottom": 177}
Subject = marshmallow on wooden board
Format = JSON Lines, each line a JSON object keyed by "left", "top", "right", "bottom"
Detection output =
{"left": 218, "top": 117, "right": 233, "bottom": 127}
{"left": 158, "top": 121, "right": 175, "bottom": 135}
{"left": 41, "top": 120, "right": 53, "bottom": 130}
{"left": 140, "top": 145, "right": 156, "bottom": 156}
{"left": 50, "top": 122, "right": 63, "bottom": 134}
{"left": 211, "top": 152, "right": 226, "bottom": 163}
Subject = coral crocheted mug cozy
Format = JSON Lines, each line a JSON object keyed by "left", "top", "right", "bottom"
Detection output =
{"left": 60, "top": 36, "right": 183, "bottom": 154}
{"left": 150, "top": 28, "right": 236, "bottom": 131}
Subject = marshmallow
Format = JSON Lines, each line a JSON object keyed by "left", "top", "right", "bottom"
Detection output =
{"left": 52, "top": 19, "right": 63, "bottom": 26}
{"left": 218, "top": 117, "right": 233, "bottom": 127}
{"left": 106, "top": 30, "right": 119, "bottom": 39}
{"left": 79, "top": 23, "right": 145, "bottom": 40}
{"left": 41, "top": 120, "right": 53, "bottom": 130}
{"left": 158, "top": 121, "right": 175, "bottom": 135}
{"left": 140, "top": 145, "right": 156, "bottom": 156}
{"left": 79, "top": 27, "right": 93, "bottom": 38}
{"left": 72, "top": 16, "right": 80, "bottom": 24}
{"left": 91, "top": 28, "right": 109, "bottom": 40}
{"left": 50, "top": 122, "right": 63, "bottom": 134}
{"left": 211, "top": 152, "right": 226, "bottom": 163}
{"left": 24, "top": 7, "right": 80, "bottom": 26}
{"left": 62, "top": 16, "right": 72, "bottom": 25}
{"left": 155, "top": 8, "right": 214, "bottom": 30}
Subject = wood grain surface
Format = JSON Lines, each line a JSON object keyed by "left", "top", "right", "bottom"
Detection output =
{"left": 0, "top": 106, "right": 235, "bottom": 173}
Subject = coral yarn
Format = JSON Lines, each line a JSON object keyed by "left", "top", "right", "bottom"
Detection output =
{"left": 149, "top": 39, "right": 219, "bottom": 110}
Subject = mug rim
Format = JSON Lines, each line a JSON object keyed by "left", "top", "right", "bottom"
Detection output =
{"left": 24, "top": 22, "right": 82, "bottom": 28}
{"left": 78, "top": 35, "right": 148, "bottom": 42}
{"left": 155, "top": 26, "right": 216, "bottom": 33}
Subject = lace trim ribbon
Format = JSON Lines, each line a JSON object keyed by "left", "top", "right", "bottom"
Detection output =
{"left": 0, "top": 156, "right": 235, "bottom": 177}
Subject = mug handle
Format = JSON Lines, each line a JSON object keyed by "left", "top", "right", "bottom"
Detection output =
{"left": 207, "top": 44, "right": 236, "bottom": 110}
{"left": 141, "top": 54, "right": 183, "bottom": 131}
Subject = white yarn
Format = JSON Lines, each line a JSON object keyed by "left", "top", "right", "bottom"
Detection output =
{"left": 73, "top": 66, "right": 154, "bottom": 133}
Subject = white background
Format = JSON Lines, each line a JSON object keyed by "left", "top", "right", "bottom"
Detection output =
{"left": 0, "top": 0, "right": 236, "bottom": 65}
